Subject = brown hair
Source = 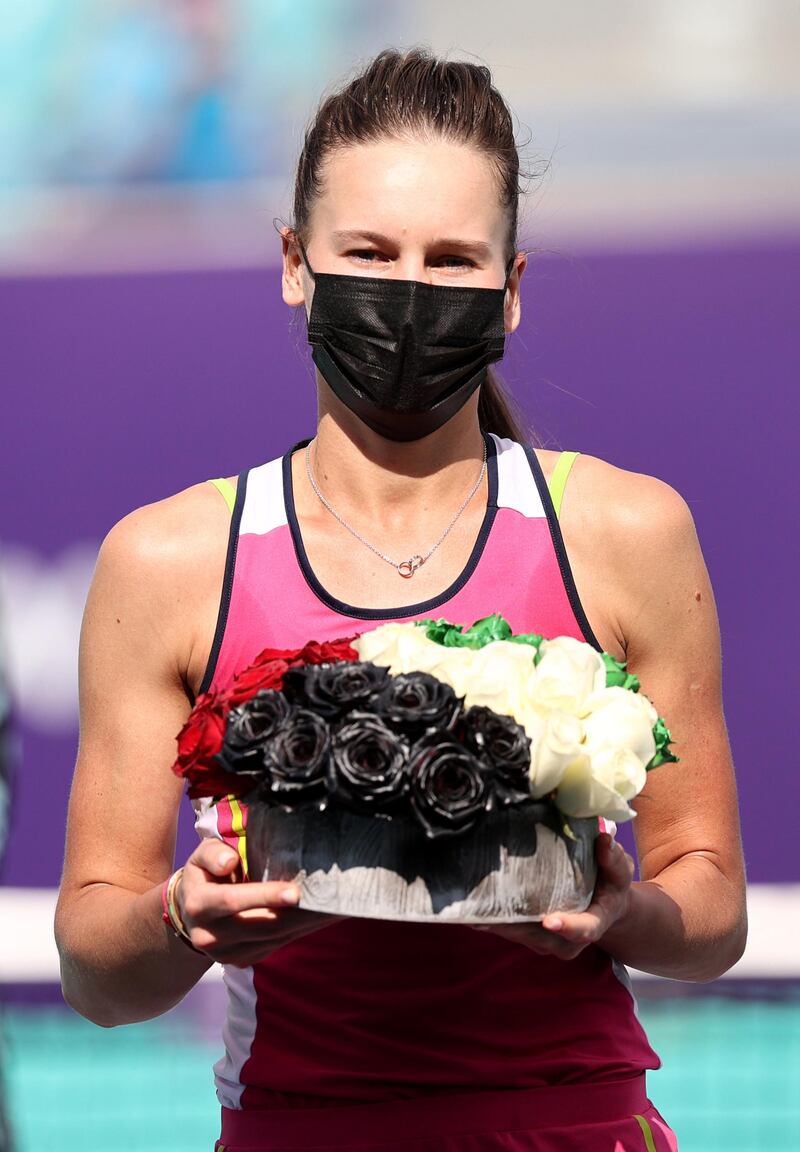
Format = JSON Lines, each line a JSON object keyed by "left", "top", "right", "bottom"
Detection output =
{"left": 291, "top": 47, "right": 530, "bottom": 443}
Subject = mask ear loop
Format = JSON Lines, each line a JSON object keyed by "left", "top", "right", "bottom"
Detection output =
{"left": 504, "top": 250, "right": 529, "bottom": 289}
{"left": 273, "top": 218, "right": 316, "bottom": 279}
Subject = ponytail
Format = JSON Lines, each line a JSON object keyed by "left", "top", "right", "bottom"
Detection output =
{"left": 478, "top": 368, "right": 532, "bottom": 445}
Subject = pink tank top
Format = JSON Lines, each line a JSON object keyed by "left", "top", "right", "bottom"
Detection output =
{"left": 194, "top": 434, "right": 660, "bottom": 1110}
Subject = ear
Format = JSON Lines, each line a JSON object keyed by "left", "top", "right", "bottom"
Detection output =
{"left": 280, "top": 227, "right": 307, "bottom": 308}
{"left": 504, "top": 251, "right": 527, "bottom": 335}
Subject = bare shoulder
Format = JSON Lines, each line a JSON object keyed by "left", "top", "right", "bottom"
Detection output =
{"left": 562, "top": 452, "right": 698, "bottom": 561}
{"left": 544, "top": 450, "right": 710, "bottom": 660}
{"left": 86, "top": 478, "right": 236, "bottom": 690}
{"left": 99, "top": 478, "right": 234, "bottom": 584}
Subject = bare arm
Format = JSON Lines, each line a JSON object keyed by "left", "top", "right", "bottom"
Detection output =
{"left": 55, "top": 487, "right": 334, "bottom": 1027}
{"left": 588, "top": 466, "right": 747, "bottom": 979}
{"left": 482, "top": 460, "right": 747, "bottom": 981}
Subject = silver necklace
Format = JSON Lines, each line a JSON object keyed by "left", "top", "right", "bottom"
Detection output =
{"left": 305, "top": 439, "right": 488, "bottom": 578}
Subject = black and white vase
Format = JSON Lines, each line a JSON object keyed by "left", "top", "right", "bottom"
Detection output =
{"left": 245, "top": 802, "right": 598, "bottom": 923}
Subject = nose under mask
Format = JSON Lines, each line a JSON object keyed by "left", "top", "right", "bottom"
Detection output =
{"left": 300, "top": 244, "right": 511, "bottom": 442}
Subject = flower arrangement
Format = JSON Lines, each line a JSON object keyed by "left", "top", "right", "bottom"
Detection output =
{"left": 173, "top": 615, "right": 675, "bottom": 837}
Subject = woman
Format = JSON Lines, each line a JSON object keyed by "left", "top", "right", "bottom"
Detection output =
{"left": 55, "top": 49, "right": 746, "bottom": 1151}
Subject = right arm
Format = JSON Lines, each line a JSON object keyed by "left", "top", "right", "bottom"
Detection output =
{"left": 55, "top": 488, "right": 336, "bottom": 1027}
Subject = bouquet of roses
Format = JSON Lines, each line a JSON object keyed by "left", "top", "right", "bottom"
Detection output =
{"left": 174, "top": 615, "right": 674, "bottom": 833}
{"left": 173, "top": 616, "right": 675, "bottom": 920}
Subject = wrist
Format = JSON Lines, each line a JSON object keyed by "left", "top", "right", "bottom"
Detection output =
{"left": 598, "top": 878, "right": 640, "bottom": 954}
{"left": 161, "top": 868, "right": 205, "bottom": 954}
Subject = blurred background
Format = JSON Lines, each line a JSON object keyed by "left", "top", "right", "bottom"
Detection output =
{"left": 1, "top": 2, "right": 798, "bottom": 1149}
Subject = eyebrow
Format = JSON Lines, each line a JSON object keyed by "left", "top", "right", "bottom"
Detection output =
{"left": 331, "top": 230, "right": 494, "bottom": 259}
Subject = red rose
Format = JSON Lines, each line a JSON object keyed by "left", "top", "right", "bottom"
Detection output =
{"left": 182, "top": 761, "right": 250, "bottom": 801}
{"left": 250, "top": 644, "right": 306, "bottom": 666}
{"left": 226, "top": 658, "right": 292, "bottom": 708}
{"left": 173, "top": 693, "right": 244, "bottom": 798}
{"left": 300, "top": 637, "right": 359, "bottom": 665}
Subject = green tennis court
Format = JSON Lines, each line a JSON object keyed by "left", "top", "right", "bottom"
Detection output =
{"left": 4, "top": 984, "right": 799, "bottom": 1151}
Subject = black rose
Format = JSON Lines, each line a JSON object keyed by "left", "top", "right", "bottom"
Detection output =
{"left": 216, "top": 690, "right": 291, "bottom": 776}
{"left": 329, "top": 712, "right": 409, "bottom": 812}
{"left": 462, "top": 706, "right": 532, "bottom": 806}
{"left": 407, "top": 734, "right": 491, "bottom": 839}
{"left": 262, "top": 708, "right": 330, "bottom": 805}
{"left": 282, "top": 661, "right": 391, "bottom": 721}
{"left": 382, "top": 672, "right": 462, "bottom": 737}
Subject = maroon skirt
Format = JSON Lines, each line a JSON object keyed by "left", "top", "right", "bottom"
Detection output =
{"left": 216, "top": 1075, "right": 678, "bottom": 1151}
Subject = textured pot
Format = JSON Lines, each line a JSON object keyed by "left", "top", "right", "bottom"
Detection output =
{"left": 245, "top": 801, "right": 598, "bottom": 923}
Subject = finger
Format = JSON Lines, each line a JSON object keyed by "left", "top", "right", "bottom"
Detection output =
{"left": 474, "top": 922, "right": 581, "bottom": 959}
{"left": 180, "top": 878, "right": 301, "bottom": 924}
{"left": 187, "top": 840, "right": 243, "bottom": 879}
{"left": 189, "top": 908, "right": 344, "bottom": 958}
{"left": 233, "top": 907, "right": 342, "bottom": 927}
{"left": 542, "top": 909, "right": 603, "bottom": 944}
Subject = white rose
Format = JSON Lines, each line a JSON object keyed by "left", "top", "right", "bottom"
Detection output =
{"left": 556, "top": 746, "right": 647, "bottom": 822}
{"left": 525, "top": 709, "right": 585, "bottom": 798}
{"left": 353, "top": 624, "right": 444, "bottom": 675}
{"left": 581, "top": 687, "right": 657, "bottom": 766}
{"left": 531, "top": 636, "right": 606, "bottom": 714}
{"left": 420, "top": 645, "right": 476, "bottom": 698}
{"left": 458, "top": 641, "right": 538, "bottom": 719}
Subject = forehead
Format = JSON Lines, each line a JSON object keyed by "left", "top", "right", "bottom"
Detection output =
{"left": 309, "top": 137, "right": 508, "bottom": 244}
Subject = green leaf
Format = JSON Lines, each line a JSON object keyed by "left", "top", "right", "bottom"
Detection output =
{"left": 419, "top": 614, "right": 516, "bottom": 649}
{"left": 462, "top": 614, "right": 513, "bottom": 645}
{"left": 418, "top": 618, "right": 462, "bottom": 645}
{"left": 602, "top": 651, "right": 640, "bottom": 692}
{"left": 509, "top": 631, "right": 544, "bottom": 651}
{"left": 646, "top": 717, "right": 679, "bottom": 770}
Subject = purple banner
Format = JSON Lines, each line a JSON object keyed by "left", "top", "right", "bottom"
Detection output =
{"left": 1, "top": 239, "right": 797, "bottom": 886}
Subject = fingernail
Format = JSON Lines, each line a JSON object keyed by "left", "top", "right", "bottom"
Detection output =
{"left": 543, "top": 916, "right": 563, "bottom": 931}
{"left": 218, "top": 849, "right": 237, "bottom": 866}
{"left": 280, "top": 887, "right": 300, "bottom": 905}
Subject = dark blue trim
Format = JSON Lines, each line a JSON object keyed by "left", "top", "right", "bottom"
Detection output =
{"left": 523, "top": 445, "right": 603, "bottom": 652}
{"left": 283, "top": 435, "right": 499, "bottom": 621}
{"left": 198, "top": 471, "right": 248, "bottom": 695}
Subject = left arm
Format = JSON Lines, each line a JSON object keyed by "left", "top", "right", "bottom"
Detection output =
{"left": 484, "top": 465, "right": 747, "bottom": 981}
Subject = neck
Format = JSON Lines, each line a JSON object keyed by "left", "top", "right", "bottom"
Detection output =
{"left": 308, "top": 383, "right": 487, "bottom": 531}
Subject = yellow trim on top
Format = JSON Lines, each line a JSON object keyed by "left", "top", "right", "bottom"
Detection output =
{"left": 208, "top": 477, "right": 237, "bottom": 515}
{"left": 228, "top": 797, "right": 249, "bottom": 879}
{"left": 548, "top": 451, "right": 579, "bottom": 520}
{"left": 633, "top": 1114, "right": 658, "bottom": 1152}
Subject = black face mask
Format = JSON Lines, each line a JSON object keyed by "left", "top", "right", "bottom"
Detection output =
{"left": 301, "top": 245, "right": 511, "bottom": 442}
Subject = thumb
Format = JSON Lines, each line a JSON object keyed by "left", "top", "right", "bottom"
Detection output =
{"left": 191, "top": 840, "right": 242, "bottom": 878}
{"left": 597, "top": 833, "right": 633, "bottom": 884}
{"left": 211, "top": 846, "right": 241, "bottom": 877}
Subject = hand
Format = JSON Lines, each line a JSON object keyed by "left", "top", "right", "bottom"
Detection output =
{"left": 471, "top": 833, "right": 634, "bottom": 960}
{"left": 175, "top": 839, "right": 344, "bottom": 966}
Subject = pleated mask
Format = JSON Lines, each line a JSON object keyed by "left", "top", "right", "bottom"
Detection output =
{"left": 301, "top": 245, "right": 511, "bottom": 441}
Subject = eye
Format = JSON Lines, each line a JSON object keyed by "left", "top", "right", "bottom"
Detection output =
{"left": 433, "top": 255, "right": 476, "bottom": 271}
{"left": 347, "top": 249, "right": 387, "bottom": 264}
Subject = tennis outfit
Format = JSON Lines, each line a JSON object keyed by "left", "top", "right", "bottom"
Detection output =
{"left": 194, "top": 434, "right": 678, "bottom": 1151}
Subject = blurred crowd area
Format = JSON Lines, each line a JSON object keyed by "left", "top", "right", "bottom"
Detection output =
{"left": 1, "top": 0, "right": 799, "bottom": 270}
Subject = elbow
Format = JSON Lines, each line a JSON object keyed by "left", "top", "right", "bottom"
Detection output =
{"left": 717, "top": 908, "right": 749, "bottom": 977}
{"left": 55, "top": 921, "right": 132, "bottom": 1028}
{"left": 61, "top": 992, "right": 120, "bottom": 1029}
{"left": 690, "top": 905, "right": 748, "bottom": 983}
{"left": 58, "top": 956, "right": 124, "bottom": 1028}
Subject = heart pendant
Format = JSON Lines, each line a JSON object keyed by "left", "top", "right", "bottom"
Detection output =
{"left": 398, "top": 555, "right": 424, "bottom": 578}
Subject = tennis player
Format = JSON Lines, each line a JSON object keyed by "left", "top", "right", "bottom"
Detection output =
{"left": 55, "top": 49, "right": 747, "bottom": 1151}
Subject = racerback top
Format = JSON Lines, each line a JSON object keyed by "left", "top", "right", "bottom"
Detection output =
{"left": 194, "top": 434, "right": 660, "bottom": 1110}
